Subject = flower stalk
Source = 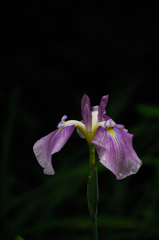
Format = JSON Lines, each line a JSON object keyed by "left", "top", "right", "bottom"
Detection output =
{"left": 87, "top": 144, "right": 99, "bottom": 240}
{"left": 33, "top": 93, "right": 142, "bottom": 239}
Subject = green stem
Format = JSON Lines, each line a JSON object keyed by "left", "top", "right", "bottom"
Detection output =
{"left": 89, "top": 144, "right": 96, "bottom": 169}
{"left": 87, "top": 144, "right": 99, "bottom": 240}
{"left": 92, "top": 218, "right": 98, "bottom": 240}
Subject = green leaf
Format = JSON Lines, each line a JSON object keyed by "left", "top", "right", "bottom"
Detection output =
{"left": 15, "top": 236, "right": 25, "bottom": 240}
{"left": 137, "top": 104, "right": 159, "bottom": 118}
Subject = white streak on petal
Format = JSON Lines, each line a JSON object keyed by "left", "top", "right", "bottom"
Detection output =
{"left": 76, "top": 128, "right": 85, "bottom": 139}
{"left": 92, "top": 110, "right": 98, "bottom": 132}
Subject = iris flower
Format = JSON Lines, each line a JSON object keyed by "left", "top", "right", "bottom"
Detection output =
{"left": 33, "top": 94, "right": 141, "bottom": 180}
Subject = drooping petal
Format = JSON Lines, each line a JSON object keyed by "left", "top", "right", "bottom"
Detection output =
{"left": 98, "top": 95, "right": 109, "bottom": 122}
{"left": 33, "top": 125, "right": 75, "bottom": 174}
{"left": 81, "top": 94, "right": 92, "bottom": 132}
{"left": 33, "top": 130, "right": 58, "bottom": 169}
{"left": 92, "top": 126, "right": 142, "bottom": 180}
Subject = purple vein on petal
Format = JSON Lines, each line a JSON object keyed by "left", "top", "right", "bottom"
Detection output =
{"left": 92, "top": 126, "right": 142, "bottom": 180}
{"left": 98, "top": 95, "right": 109, "bottom": 122}
{"left": 33, "top": 125, "right": 75, "bottom": 174}
{"left": 81, "top": 94, "right": 92, "bottom": 132}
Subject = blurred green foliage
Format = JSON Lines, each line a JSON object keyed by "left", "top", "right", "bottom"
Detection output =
{"left": 137, "top": 105, "right": 159, "bottom": 118}
{"left": 15, "top": 236, "right": 25, "bottom": 240}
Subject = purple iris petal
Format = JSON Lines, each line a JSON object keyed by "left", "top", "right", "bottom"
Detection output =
{"left": 98, "top": 95, "right": 109, "bottom": 122}
{"left": 115, "top": 124, "right": 128, "bottom": 132}
{"left": 92, "top": 127, "right": 108, "bottom": 158}
{"left": 81, "top": 94, "right": 92, "bottom": 132}
{"left": 33, "top": 125, "right": 75, "bottom": 174}
{"left": 92, "top": 126, "right": 142, "bottom": 180}
{"left": 102, "top": 114, "right": 111, "bottom": 121}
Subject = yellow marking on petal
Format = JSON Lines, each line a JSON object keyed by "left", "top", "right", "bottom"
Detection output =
{"left": 76, "top": 125, "right": 89, "bottom": 141}
{"left": 57, "top": 127, "right": 64, "bottom": 134}
{"left": 55, "top": 128, "right": 64, "bottom": 144}
{"left": 56, "top": 127, "right": 64, "bottom": 137}
{"left": 106, "top": 127, "right": 115, "bottom": 138}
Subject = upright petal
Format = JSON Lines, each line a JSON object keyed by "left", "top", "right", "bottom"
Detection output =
{"left": 98, "top": 95, "right": 109, "bottom": 122}
{"left": 33, "top": 125, "right": 75, "bottom": 174}
{"left": 92, "top": 126, "right": 142, "bottom": 180}
{"left": 81, "top": 94, "right": 92, "bottom": 132}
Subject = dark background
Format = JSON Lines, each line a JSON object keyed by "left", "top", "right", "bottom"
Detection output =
{"left": 1, "top": 1, "right": 159, "bottom": 239}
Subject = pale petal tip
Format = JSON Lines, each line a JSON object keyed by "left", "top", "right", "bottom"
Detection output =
{"left": 104, "top": 119, "right": 115, "bottom": 128}
{"left": 57, "top": 115, "right": 68, "bottom": 128}
{"left": 43, "top": 164, "right": 55, "bottom": 175}
{"left": 116, "top": 161, "right": 142, "bottom": 180}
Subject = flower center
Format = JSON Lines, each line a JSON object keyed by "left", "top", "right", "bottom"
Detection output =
{"left": 58, "top": 111, "right": 115, "bottom": 144}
